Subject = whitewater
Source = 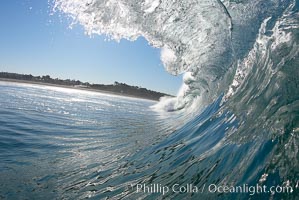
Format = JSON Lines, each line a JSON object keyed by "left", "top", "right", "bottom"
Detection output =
{"left": 0, "top": 0, "right": 298, "bottom": 199}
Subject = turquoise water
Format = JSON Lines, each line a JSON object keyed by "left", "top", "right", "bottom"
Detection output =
{"left": 0, "top": 81, "right": 297, "bottom": 199}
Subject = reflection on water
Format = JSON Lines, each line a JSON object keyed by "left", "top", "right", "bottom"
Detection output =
{"left": 0, "top": 82, "right": 298, "bottom": 199}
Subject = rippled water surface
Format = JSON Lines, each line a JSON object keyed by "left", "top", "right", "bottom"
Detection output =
{"left": 0, "top": 81, "right": 298, "bottom": 200}
{"left": 0, "top": 82, "right": 166, "bottom": 199}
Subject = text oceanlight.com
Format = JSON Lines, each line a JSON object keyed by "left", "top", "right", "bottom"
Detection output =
{"left": 131, "top": 183, "right": 295, "bottom": 196}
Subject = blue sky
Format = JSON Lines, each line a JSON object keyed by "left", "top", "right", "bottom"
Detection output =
{"left": 0, "top": 0, "right": 182, "bottom": 95}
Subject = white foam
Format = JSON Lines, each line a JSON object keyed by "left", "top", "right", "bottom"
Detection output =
{"left": 53, "top": 0, "right": 295, "bottom": 113}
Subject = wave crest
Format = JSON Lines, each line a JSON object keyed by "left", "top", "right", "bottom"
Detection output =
{"left": 54, "top": 0, "right": 235, "bottom": 111}
{"left": 54, "top": 0, "right": 297, "bottom": 114}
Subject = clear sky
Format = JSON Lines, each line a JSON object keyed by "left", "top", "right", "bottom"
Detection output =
{"left": 0, "top": 0, "right": 182, "bottom": 95}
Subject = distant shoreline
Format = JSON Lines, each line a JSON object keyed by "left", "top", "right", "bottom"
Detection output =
{"left": 0, "top": 72, "right": 173, "bottom": 101}
{"left": 0, "top": 78, "right": 160, "bottom": 101}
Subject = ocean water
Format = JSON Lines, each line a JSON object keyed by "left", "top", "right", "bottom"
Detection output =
{"left": 0, "top": 82, "right": 163, "bottom": 199}
{"left": 1, "top": 0, "right": 298, "bottom": 199}
{"left": 0, "top": 81, "right": 298, "bottom": 199}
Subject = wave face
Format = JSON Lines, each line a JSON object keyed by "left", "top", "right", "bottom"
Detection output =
{"left": 52, "top": 0, "right": 299, "bottom": 199}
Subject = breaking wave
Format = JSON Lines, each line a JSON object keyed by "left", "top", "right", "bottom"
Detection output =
{"left": 52, "top": 0, "right": 299, "bottom": 199}
{"left": 53, "top": 0, "right": 298, "bottom": 113}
